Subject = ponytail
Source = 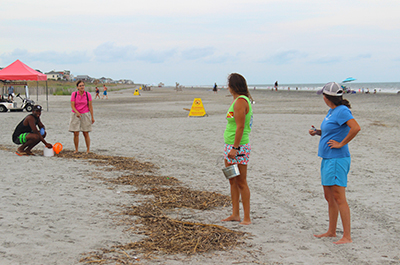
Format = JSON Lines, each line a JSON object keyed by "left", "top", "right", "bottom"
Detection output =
{"left": 323, "top": 94, "right": 351, "bottom": 109}
{"left": 340, "top": 98, "right": 351, "bottom": 108}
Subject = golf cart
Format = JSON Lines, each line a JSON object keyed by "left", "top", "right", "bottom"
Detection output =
{"left": 0, "top": 86, "right": 35, "bottom": 112}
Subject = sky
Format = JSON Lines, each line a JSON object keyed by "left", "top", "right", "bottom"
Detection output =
{"left": 1, "top": 0, "right": 400, "bottom": 86}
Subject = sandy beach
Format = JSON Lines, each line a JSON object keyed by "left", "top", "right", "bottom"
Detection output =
{"left": 1, "top": 86, "right": 400, "bottom": 264}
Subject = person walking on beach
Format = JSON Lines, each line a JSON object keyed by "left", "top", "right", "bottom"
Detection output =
{"left": 309, "top": 82, "right": 360, "bottom": 244}
{"left": 274, "top": 81, "right": 278, "bottom": 91}
{"left": 213, "top": 83, "right": 218, "bottom": 94}
{"left": 102, "top": 84, "right": 108, "bottom": 99}
{"left": 95, "top": 87, "right": 100, "bottom": 99}
{"left": 69, "top": 81, "right": 95, "bottom": 154}
{"left": 222, "top": 73, "right": 253, "bottom": 225}
{"left": 12, "top": 105, "right": 53, "bottom": 156}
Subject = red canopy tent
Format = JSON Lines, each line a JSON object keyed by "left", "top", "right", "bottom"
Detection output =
{"left": 0, "top": 59, "right": 49, "bottom": 110}
{"left": 0, "top": 59, "right": 47, "bottom": 81}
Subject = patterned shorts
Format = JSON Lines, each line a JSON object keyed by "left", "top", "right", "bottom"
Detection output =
{"left": 224, "top": 143, "right": 251, "bottom": 165}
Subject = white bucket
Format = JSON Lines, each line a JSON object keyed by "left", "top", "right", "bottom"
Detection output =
{"left": 43, "top": 146, "right": 54, "bottom": 157}
{"left": 222, "top": 164, "right": 240, "bottom": 179}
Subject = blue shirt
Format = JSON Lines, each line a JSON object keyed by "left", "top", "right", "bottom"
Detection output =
{"left": 318, "top": 105, "right": 354, "bottom": 158}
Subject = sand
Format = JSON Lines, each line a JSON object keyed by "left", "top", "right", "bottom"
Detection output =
{"left": 1, "top": 86, "right": 400, "bottom": 264}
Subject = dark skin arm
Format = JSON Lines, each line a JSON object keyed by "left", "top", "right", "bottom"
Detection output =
{"left": 24, "top": 116, "right": 52, "bottom": 148}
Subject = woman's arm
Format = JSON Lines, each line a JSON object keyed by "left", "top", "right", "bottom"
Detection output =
{"left": 71, "top": 99, "right": 81, "bottom": 118}
{"left": 88, "top": 100, "right": 95, "bottom": 124}
{"left": 227, "top": 98, "right": 248, "bottom": 158}
{"left": 328, "top": 119, "right": 361, "bottom": 149}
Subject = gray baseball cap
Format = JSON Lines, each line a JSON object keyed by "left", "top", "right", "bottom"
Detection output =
{"left": 317, "top": 82, "right": 344, "bottom": 96}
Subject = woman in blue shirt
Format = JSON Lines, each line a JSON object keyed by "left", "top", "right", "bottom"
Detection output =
{"left": 309, "top": 82, "right": 360, "bottom": 244}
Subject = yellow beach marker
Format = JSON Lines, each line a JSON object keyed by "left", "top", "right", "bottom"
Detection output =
{"left": 188, "top": 98, "right": 206, "bottom": 117}
{"left": 133, "top": 89, "right": 140, "bottom": 96}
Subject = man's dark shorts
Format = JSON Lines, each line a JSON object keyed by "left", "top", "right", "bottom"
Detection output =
{"left": 13, "top": 133, "right": 29, "bottom": 145}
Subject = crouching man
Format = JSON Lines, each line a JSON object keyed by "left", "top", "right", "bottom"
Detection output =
{"left": 12, "top": 105, "right": 53, "bottom": 156}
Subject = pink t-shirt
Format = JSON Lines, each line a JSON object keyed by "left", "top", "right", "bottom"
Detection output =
{"left": 71, "top": 91, "right": 92, "bottom": 113}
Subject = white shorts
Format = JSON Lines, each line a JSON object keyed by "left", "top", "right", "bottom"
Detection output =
{"left": 68, "top": 112, "right": 92, "bottom": 132}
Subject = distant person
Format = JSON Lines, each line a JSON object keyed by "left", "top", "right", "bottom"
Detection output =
{"left": 274, "top": 81, "right": 278, "bottom": 91}
{"left": 69, "top": 81, "right": 95, "bottom": 154}
{"left": 222, "top": 73, "right": 253, "bottom": 225}
{"left": 102, "top": 84, "right": 108, "bottom": 99}
{"left": 213, "top": 83, "right": 218, "bottom": 94}
{"left": 12, "top": 105, "right": 52, "bottom": 156}
{"left": 8, "top": 86, "right": 14, "bottom": 100}
{"left": 95, "top": 87, "right": 100, "bottom": 99}
{"left": 309, "top": 82, "right": 361, "bottom": 244}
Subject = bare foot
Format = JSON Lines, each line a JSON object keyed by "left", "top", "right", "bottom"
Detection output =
{"left": 314, "top": 232, "right": 336, "bottom": 238}
{"left": 222, "top": 216, "right": 240, "bottom": 222}
{"left": 74, "top": 150, "right": 79, "bottom": 153}
{"left": 239, "top": 220, "right": 251, "bottom": 225}
{"left": 333, "top": 237, "right": 352, "bottom": 244}
{"left": 25, "top": 150, "right": 35, "bottom": 156}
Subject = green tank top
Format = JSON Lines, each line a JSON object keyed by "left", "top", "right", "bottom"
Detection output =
{"left": 224, "top": 95, "right": 253, "bottom": 145}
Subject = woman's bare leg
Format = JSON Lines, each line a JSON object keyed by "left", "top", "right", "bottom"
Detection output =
{"left": 222, "top": 160, "right": 241, "bottom": 222}
{"left": 82, "top": 131, "right": 90, "bottom": 153}
{"left": 314, "top": 186, "right": 338, "bottom": 238}
{"left": 332, "top": 185, "right": 352, "bottom": 244}
{"left": 73, "top": 131, "right": 79, "bottom": 153}
{"left": 237, "top": 164, "right": 251, "bottom": 225}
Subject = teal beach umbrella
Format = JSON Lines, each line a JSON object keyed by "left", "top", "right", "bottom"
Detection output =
{"left": 342, "top": 77, "right": 356, "bottom": 83}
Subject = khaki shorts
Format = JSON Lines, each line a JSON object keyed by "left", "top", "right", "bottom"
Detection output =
{"left": 69, "top": 112, "right": 92, "bottom": 132}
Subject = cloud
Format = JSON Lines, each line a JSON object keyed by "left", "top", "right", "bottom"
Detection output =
{"left": 93, "top": 42, "right": 137, "bottom": 63}
{"left": 352, "top": 53, "right": 372, "bottom": 60}
{"left": 204, "top": 53, "right": 232, "bottom": 64}
{"left": 261, "top": 50, "right": 307, "bottom": 65}
{"left": 135, "top": 49, "right": 177, "bottom": 63}
{"left": 92, "top": 42, "right": 177, "bottom": 63}
{"left": 310, "top": 55, "right": 343, "bottom": 64}
{"left": 181, "top": 47, "right": 215, "bottom": 60}
{"left": 0, "top": 49, "right": 90, "bottom": 65}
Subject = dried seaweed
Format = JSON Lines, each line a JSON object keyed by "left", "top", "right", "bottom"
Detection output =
{"left": 108, "top": 174, "right": 180, "bottom": 188}
{"left": 117, "top": 216, "right": 245, "bottom": 255}
{"left": 133, "top": 187, "right": 231, "bottom": 210}
{"left": 58, "top": 150, "right": 155, "bottom": 173}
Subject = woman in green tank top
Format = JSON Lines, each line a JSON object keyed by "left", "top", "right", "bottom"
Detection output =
{"left": 222, "top": 73, "right": 253, "bottom": 225}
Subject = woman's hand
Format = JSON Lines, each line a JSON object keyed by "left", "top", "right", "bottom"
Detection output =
{"left": 328, "top": 119, "right": 361, "bottom": 149}
{"left": 309, "top": 129, "right": 321, "bottom": 136}
{"left": 327, "top": 139, "right": 342, "bottom": 149}
{"left": 227, "top": 148, "right": 237, "bottom": 159}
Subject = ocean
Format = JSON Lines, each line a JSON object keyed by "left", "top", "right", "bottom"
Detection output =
{"left": 248, "top": 82, "right": 400, "bottom": 94}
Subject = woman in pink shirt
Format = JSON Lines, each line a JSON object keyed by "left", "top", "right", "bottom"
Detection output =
{"left": 68, "top": 81, "right": 95, "bottom": 153}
